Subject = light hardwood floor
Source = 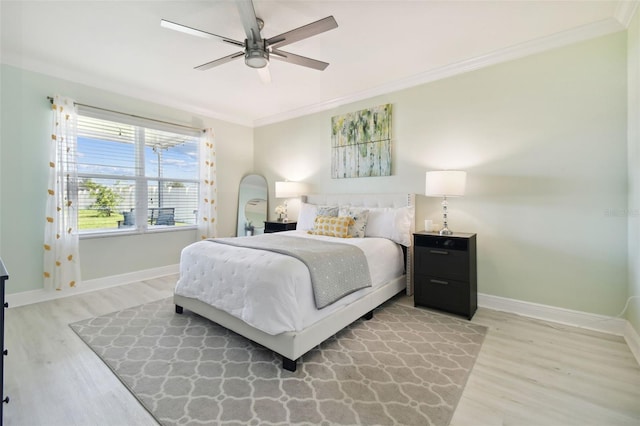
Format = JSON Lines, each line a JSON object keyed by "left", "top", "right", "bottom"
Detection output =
{"left": 3, "top": 275, "right": 640, "bottom": 426}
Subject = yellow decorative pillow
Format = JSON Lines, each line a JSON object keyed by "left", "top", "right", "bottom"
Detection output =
{"left": 308, "top": 215, "right": 354, "bottom": 238}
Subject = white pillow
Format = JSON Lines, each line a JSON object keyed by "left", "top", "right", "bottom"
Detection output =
{"left": 365, "top": 206, "right": 415, "bottom": 246}
{"left": 296, "top": 202, "right": 318, "bottom": 231}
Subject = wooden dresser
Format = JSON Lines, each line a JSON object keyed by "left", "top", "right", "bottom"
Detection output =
{"left": 0, "top": 258, "right": 9, "bottom": 423}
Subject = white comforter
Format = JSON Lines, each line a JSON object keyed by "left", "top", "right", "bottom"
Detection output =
{"left": 175, "top": 230, "right": 404, "bottom": 335}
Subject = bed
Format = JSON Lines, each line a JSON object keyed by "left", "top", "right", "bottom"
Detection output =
{"left": 174, "top": 193, "right": 415, "bottom": 371}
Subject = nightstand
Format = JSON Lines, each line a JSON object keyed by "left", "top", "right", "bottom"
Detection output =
{"left": 264, "top": 221, "right": 297, "bottom": 233}
{"left": 413, "top": 232, "right": 477, "bottom": 320}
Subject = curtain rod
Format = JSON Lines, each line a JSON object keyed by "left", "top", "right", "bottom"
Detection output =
{"left": 47, "top": 96, "right": 205, "bottom": 133}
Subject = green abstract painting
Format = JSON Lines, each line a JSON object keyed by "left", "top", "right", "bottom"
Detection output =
{"left": 331, "top": 104, "right": 392, "bottom": 179}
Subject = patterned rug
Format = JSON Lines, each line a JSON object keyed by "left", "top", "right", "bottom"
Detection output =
{"left": 70, "top": 296, "right": 486, "bottom": 426}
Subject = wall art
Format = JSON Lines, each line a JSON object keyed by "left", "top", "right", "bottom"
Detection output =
{"left": 331, "top": 104, "right": 392, "bottom": 179}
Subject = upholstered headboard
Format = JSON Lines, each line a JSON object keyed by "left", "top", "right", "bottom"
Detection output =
{"left": 301, "top": 193, "right": 416, "bottom": 295}
{"left": 303, "top": 193, "right": 414, "bottom": 210}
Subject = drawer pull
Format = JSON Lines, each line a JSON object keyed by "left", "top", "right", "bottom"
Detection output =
{"left": 429, "top": 250, "right": 449, "bottom": 255}
{"left": 430, "top": 279, "right": 449, "bottom": 285}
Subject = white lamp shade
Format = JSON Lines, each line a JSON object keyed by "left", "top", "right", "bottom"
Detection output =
{"left": 275, "top": 181, "right": 307, "bottom": 198}
{"left": 425, "top": 171, "right": 466, "bottom": 197}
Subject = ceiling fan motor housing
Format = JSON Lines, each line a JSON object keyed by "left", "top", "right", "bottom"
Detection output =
{"left": 245, "top": 39, "right": 269, "bottom": 68}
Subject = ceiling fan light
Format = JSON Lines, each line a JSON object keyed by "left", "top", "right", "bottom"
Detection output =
{"left": 245, "top": 49, "right": 269, "bottom": 68}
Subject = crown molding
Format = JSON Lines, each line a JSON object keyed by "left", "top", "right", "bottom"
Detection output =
{"left": 253, "top": 17, "right": 625, "bottom": 128}
{"left": 0, "top": 52, "right": 253, "bottom": 128}
{"left": 615, "top": 0, "right": 639, "bottom": 28}
{"left": 2, "top": 13, "right": 628, "bottom": 130}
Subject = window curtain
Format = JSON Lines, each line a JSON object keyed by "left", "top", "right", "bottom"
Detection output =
{"left": 43, "top": 95, "right": 81, "bottom": 290}
{"left": 198, "top": 128, "right": 218, "bottom": 239}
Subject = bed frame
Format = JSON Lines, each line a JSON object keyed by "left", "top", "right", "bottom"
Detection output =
{"left": 174, "top": 193, "right": 415, "bottom": 372}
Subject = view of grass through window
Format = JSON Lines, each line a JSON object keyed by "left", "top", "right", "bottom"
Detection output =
{"left": 76, "top": 107, "right": 200, "bottom": 232}
{"left": 78, "top": 210, "right": 191, "bottom": 230}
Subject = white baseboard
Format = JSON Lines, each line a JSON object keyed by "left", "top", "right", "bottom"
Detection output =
{"left": 6, "top": 264, "right": 179, "bottom": 308}
{"left": 478, "top": 293, "right": 640, "bottom": 366}
{"left": 478, "top": 293, "right": 628, "bottom": 335}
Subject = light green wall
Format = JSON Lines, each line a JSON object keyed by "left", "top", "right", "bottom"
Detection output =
{"left": 0, "top": 30, "right": 633, "bottom": 320}
{"left": 0, "top": 64, "right": 254, "bottom": 294}
{"left": 628, "top": 7, "right": 640, "bottom": 333}
{"left": 255, "top": 32, "right": 628, "bottom": 317}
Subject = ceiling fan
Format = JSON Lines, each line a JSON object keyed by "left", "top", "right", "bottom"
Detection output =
{"left": 161, "top": 0, "right": 338, "bottom": 82}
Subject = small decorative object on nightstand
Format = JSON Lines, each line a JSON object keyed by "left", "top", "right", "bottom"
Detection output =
{"left": 413, "top": 231, "right": 477, "bottom": 319}
{"left": 275, "top": 181, "right": 307, "bottom": 222}
{"left": 264, "top": 221, "right": 297, "bottom": 233}
{"left": 274, "top": 205, "right": 286, "bottom": 222}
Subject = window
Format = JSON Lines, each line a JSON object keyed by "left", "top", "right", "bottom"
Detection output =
{"left": 76, "top": 106, "right": 200, "bottom": 234}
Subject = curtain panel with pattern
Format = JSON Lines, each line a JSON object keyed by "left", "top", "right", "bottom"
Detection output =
{"left": 43, "top": 95, "right": 81, "bottom": 290}
{"left": 198, "top": 129, "right": 218, "bottom": 240}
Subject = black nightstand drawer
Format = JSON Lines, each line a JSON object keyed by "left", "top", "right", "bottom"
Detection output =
{"left": 414, "top": 234, "right": 469, "bottom": 251}
{"left": 414, "top": 274, "right": 470, "bottom": 317}
{"left": 415, "top": 246, "right": 469, "bottom": 281}
{"left": 264, "top": 221, "right": 297, "bottom": 233}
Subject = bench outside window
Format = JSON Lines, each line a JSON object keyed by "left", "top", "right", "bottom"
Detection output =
{"left": 149, "top": 208, "right": 175, "bottom": 226}
{"left": 118, "top": 207, "right": 176, "bottom": 228}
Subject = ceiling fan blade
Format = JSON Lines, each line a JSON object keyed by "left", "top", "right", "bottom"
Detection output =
{"left": 257, "top": 66, "right": 271, "bottom": 84}
{"left": 161, "top": 19, "right": 244, "bottom": 47}
{"left": 271, "top": 49, "right": 329, "bottom": 71}
{"left": 236, "top": 0, "right": 263, "bottom": 44}
{"left": 194, "top": 52, "right": 245, "bottom": 71}
{"left": 267, "top": 16, "right": 338, "bottom": 50}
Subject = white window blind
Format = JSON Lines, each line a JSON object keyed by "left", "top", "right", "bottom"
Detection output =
{"left": 76, "top": 106, "right": 201, "bottom": 233}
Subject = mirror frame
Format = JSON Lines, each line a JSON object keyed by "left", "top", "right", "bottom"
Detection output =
{"left": 237, "top": 174, "right": 268, "bottom": 237}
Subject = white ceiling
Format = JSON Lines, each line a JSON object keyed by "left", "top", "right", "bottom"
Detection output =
{"left": 0, "top": 1, "right": 635, "bottom": 127}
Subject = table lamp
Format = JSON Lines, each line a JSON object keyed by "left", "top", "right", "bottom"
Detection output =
{"left": 275, "top": 181, "right": 307, "bottom": 222}
{"left": 425, "top": 170, "right": 466, "bottom": 235}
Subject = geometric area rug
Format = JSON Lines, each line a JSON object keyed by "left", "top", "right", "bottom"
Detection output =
{"left": 70, "top": 297, "right": 487, "bottom": 426}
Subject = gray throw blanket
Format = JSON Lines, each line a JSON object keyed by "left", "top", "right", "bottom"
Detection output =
{"left": 207, "top": 234, "right": 372, "bottom": 309}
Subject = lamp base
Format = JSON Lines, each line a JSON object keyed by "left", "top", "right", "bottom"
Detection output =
{"left": 439, "top": 227, "right": 453, "bottom": 236}
{"left": 439, "top": 196, "right": 453, "bottom": 235}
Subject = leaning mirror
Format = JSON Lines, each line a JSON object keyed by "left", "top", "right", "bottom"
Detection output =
{"left": 237, "top": 174, "right": 267, "bottom": 236}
